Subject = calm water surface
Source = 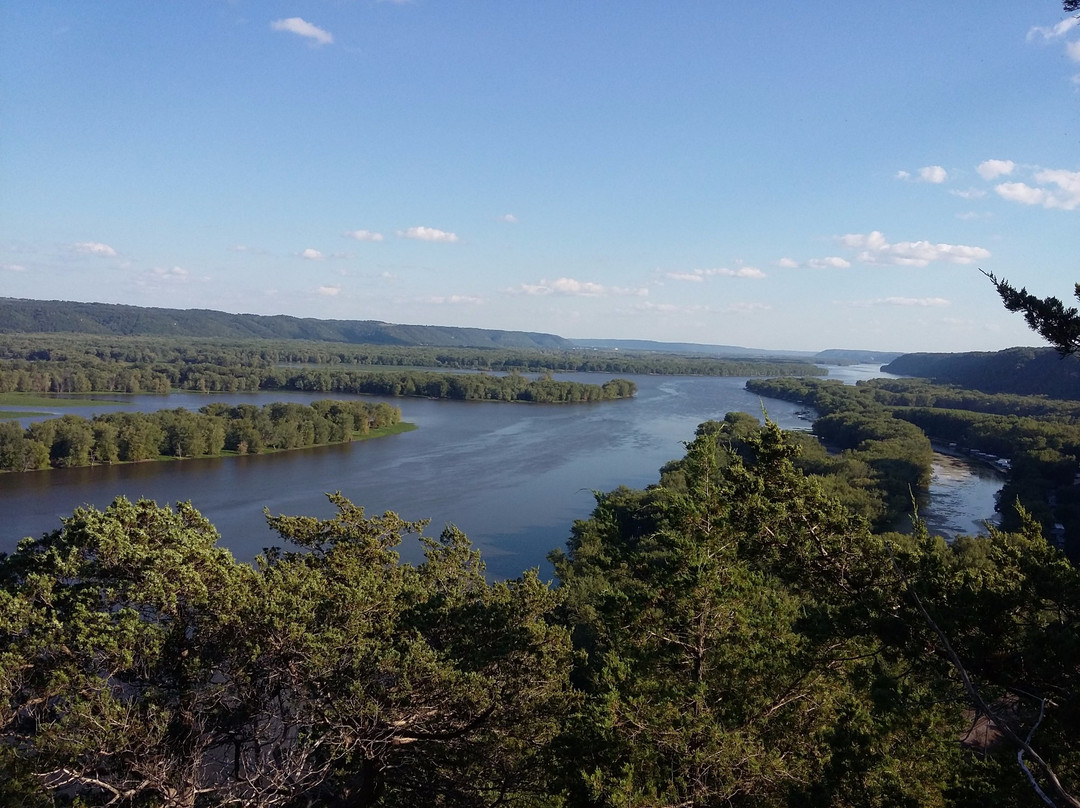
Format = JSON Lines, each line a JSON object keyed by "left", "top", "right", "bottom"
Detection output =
{"left": 0, "top": 365, "right": 1000, "bottom": 576}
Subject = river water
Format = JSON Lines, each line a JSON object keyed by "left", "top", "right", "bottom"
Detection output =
{"left": 0, "top": 365, "right": 1001, "bottom": 578}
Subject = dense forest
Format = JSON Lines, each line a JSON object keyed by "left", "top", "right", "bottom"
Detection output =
{"left": 0, "top": 333, "right": 827, "bottom": 383}
{"left": 0, "top": 399, "right": 405, "bottom": 471}
{"left": 883, "top": 347, "right": 1080, "bottom": 399}
{"left": 748, "top": 376, "right": 1080, "bottom": 553}
{"left": 3, "top": 417, "right": 1078, "bottom": 806}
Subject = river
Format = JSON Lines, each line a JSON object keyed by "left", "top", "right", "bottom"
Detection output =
{"left": 0, "top": 365, "right": 1001, "bottom": 578}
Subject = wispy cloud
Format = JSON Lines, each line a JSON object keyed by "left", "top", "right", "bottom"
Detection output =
{"left": 897, "top": 165, "right": 948, "bottom": 183}
{"left": 422, "top": 294, "right": 486, "bottom": 305}
{"left": 3, "top": 263, "right": 26, "bottom": 272}
{"left": 229, "top": 244, "right": 270, "bottom": 255}
{"left": 664, "top": 266, "right": 766, "bottom": 282}
{"left": 838, "top": 231, "right": 990, "bottom": 266}
{"left": 499, "top": 213, "right": 518, "bottom": 223}
{"left": 139, "top": 266, "right": 201, "bottom": 286}
{"left": 977, "top": 159, "right": 1015, "bottom": 180}
{"left": 300, "top": 248, "right": 325, "bottom": 260}
{"left": 271, "top": 17, "right": 333, "bottom": 46}
{"left": 511, "top": 277, "right": 648, "bottom": 298}
{"left": 344, "top": 229, "right": 384, "bottom": 242}
{"left": 848, "top": 296, "right": 950, "bottom": 308}
{"left": 73, "top": 241, "right": 117, "bottom": 257}
{"left": 776, "top": 256, "right": 851, "bottom": 270}
{"left": 995, "top": 168, "right": 1080, "bottom": 210}
{"left": 398, "top": 226, "right": 459, "bottom": 243}
{"left": 950, "top": 188, "right": 987, "bottom": 200}
{"left": 316, "top": 285, "right": 341, "bottom": 296}
{"left": 806, "top": 256, "right": 852, "bottom": 269}
{"left": 1027, "top": 17, "right": 1079, "bottom": 40}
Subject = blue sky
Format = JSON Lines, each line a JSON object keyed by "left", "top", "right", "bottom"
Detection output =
{"left": 2, "top": 1, "right": 1078, "bottom": 352}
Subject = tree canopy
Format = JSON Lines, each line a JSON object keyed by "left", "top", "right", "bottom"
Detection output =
{"left": 3, "top": 420, "right": 1080, "bottom": 806}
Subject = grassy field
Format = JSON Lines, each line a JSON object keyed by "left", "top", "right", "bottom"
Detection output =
{"left": 0, "top": 411, "right": 50, "bottom": 420}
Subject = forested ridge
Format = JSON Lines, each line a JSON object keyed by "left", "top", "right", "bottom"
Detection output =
{"left": 0, "top": 298, "right": 572, "bottom": 349}
{"left": 3, "top": 417, "right": 1079, "bottom": 806}
{"left": 884, "top": 347, "right": 1080, "bottom": 400}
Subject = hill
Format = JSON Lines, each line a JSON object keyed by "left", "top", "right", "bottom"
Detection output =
{"left": 884, "top": 346, "right": 1080, "bottom": 399}
{"left": 570, "top": 337, "right": 813, "bottom": 359}
{"left": 0, "top": 298, "right": 572, "bottom": 350}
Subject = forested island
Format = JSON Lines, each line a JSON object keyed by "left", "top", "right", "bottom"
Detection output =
{"left": 0, "top": 399, "right": 408, "bottom": 472}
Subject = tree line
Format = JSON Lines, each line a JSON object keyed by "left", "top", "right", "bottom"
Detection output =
{"left": 0, "top": 358, "right": 637, "bottom": 403}
{"left": 746, "top": 378, "right": 934, "bottom": 529}
{"left": 0, "top": 333, "right": 827, "bottom": 379}
{"left": 3, "top": 417, "right": 1078, "bottom": 806}
{"left": 0, "top": 399, "right": 402, "bottom": 472}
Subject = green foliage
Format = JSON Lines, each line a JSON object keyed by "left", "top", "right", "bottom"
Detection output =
{"left": 552, "top": 421, "right": 972, "bottom": 807}
{"left": 882, "top": 347, "right": 1080, "bottom": 400}
{"left": 5, "top": 413, "right": 1080, "bottom": 805}
{"left": 984, "top": 272, "right": 1080, "bottom": 358}
{"left": 0, "top": 399, "right": 404, "bottom": 472}
{"left": 0, "top": 496, "right": 573, "bottom": 807}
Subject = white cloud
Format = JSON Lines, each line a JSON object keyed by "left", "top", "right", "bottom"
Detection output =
{"left": 723, "top": 302, "right": 771, "bottom": 313}
{"left": 499, "top": 213, "right": 518, "bottom": 223}
{"left": 776, "top": 257, "right": 800, "bottom": 268}
{"left": 300, "top": 248, "right": 325, "bottom": 260}
{"left": 838, "top": 230, "right": 990, "bottom": 266}
{"left": 955, "top": 211, "right": 991, "bottom": 221}
{"left": 512, "top": 277, "right": 648, "bottom": 298}
{"left": 848, "top": 296, "right": 950, "bottom": 308}
{"left": 918, "top": 165, "right": 948, "bottom": 184}
{"left": 664, "top": 266, "right": 766, "bottom": 282}
{"left": 1028, "top": 17, "right": 1080, "bottom": 40}
{"left": 73, "top": 241, "right": 117, "bottom": 257}
{"left": 995, "top": 169, "right": 1080, "bottom": 210}
{"left": 806, "top": 256, "right": 852, "bottom": 270}
{"left": 3, "top": 263, "right": 26, "bottom": 272}
{"left": 141, "top": 266, "right": 195, "bottom": 285}
{"left": 977, "top": 159, "right": 1015, "bottom": 180}
{"left": 1069, "top": 40, "right": 1080, "bottom": 62}
{"left": 950, "top": 188, "right": 987, "bottom": 199}
{"left": 316, "top": 285, "right": 341, "bottom": 296}
{"left": 896, "top": 166, "right": 948, "bottom": 183}
{"left": 882, "top": 296, "right": 950, "bottom": 307}
{"left": 271, "top": 17, "right": 333, "bottom": 46}
{"left": 423, "top": 294, "right": 485, "bottom": 305}
{"left": 344, "top": 229, "right": 384, "bottom": 242}
{"left": 398, "top": 226, "right": 460, "bottom": 243}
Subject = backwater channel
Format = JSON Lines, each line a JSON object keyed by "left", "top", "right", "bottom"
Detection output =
{"left": 0, "top": 365, "right": 1002, "bottom": 578}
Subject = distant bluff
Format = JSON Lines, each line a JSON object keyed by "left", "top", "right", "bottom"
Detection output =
{"left": 0, "top": 298, "right": 572, "bottom": 350}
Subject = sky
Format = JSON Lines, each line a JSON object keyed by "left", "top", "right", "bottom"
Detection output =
{"left": 1, "top": 2, "right": 1078, "bottom": 353}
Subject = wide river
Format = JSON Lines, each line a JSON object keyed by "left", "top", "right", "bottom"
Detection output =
{"left": 0, "top": 365, "right": 1001, "bottom": 578}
